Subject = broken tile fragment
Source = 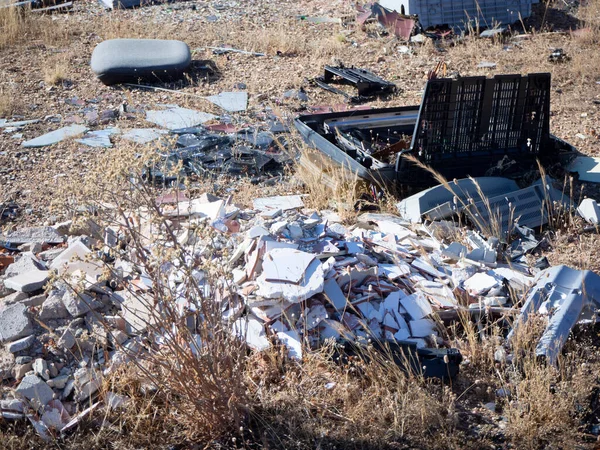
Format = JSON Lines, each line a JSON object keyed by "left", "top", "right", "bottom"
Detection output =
{"left": 76, "top": 127, "right": 120, "bottom": 148}
{"left": 121, "top": 128, "right": 167, "bottom": 144}
{"left": 146, "top": 106, "right": 216, "bottom": 130}
{"left": 253, "top": 195, "right": 304, "bottom": 212}
{"left": 22, "top": 125, "right": 88, "bottom": 148}
{"left": 262, "top": 248, "right": 315, "bottom": 284}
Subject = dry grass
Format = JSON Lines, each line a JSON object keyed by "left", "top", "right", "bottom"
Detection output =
{"left": 294, "top": 148, "right": 368, "bottom": 223}
{"left": 0, "top": 86, "right": 13, "bottom": 117}
{"left": 43, "top": 57, "right": 69, "bottom": 86}
{"left": 0, "top": 6, "right": 25, "bottom": 50}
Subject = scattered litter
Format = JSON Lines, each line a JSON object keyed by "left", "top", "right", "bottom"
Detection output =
{"left": 313, "top": 65, "right": 397, "bottom": 103}
{"left": 477, "top": 61, "right": 497, "bottom": 69}
{"left": 378, "top": 0, "right": 533, "bottom": 30}
{"left": 357, "top": 3, "right": 416, "bottom": 40}
{"left": 297, "top": 73, "right": 574, "bottom": 188}
{"left": 204, "top": 46, "right": 266, "bottom": 57}
{"left": 549, "top": 48, "right": 570, "bottom": 63}
{"left": 480, "top": 27, "right": 506, "bottom": 38}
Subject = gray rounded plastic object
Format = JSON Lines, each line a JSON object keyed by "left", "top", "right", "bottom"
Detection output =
{"left": 91, "top": 39, "right": 191, "bottom": 85}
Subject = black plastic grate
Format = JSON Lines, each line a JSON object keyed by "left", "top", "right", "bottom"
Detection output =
{"left": 410, "top": 73, "right": 551, "bottom": 161}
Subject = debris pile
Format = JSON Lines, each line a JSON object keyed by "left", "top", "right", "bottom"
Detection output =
{"left": 3, "top": 186, "right": 600, "bottom": 438}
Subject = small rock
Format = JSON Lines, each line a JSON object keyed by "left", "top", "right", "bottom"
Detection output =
{"left": 46, "top": 374, "right": 69, "bottom": 389}
{"left": 16, "top": 375, "right": 54, "bottom": 409}
{"left": 12, "top": 362, "right": 33, "bottom": 380}
{"left": 15, "top": 356, "right": 32, "bottom": 364}
{"left": 58, "top": 329, "right": 76, "bottom": 349}
{"left": 0, "top": 303, "right": 34, "bottom": 343}
{"left": 6, "top": 334, "right": 35, "bottom": 353}
{"left": 0, "top": 348, "right": 16, "bottom": 380}
{"left": 33, "top": 358, "right": 50, "bottom": 381}
{"left": 39, "top": 291, "right": 70, "bottom": 320}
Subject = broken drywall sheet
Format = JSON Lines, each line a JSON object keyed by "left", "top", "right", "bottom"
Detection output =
{"left": 146, "top": 106, "right": 216, "bottom": 130}
{"left": 121, "top": 128, "right": 167, "bottom": 144}
{"left": 578, "top": 198, "right": 600, "bottom": 224}
{"left": 256, "top": 258, "right": 325, "bottom": 303}
{"left": 76, "top": 128, "right": 120, "bottom": 148}
{"left": 205, "top": 92, "right": 248, "bottom": 112}
{"left": 261, "top": 249, "right": 315, "bottom": 284}
{"left": 568, "top": 156, "right": 600, "bottom": 183}
{"left": 22, "top": 125, "right": 88, "bottom": 148}
{"left": 253, "top": 195, "right": 305, "bottom": 212}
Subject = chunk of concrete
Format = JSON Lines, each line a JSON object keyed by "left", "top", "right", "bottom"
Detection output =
{"left": 0, "top": 291, "right": 28, "bottom": 306}
{"left": 39, "top": 291, "right": 70, "bottom": 320}
{"left": 4, "top": 253, "right": 45, "bottom": 278}
{"left": 3, "top": 226, "right": 64, "bottom": 246}
{"left": 50, "top": 240, "right": 103, "bottom": 283}
{"left": 61, "top": 289, "right": 103, "bottom": 317}
{"left": 22, "top": 125, "right": 88, "bottom": 148}
{"left": 0, "top": 348, "right": 16, "bottom": 380}
{"left": 4, "top": 270, "right": 49, "bottom": 293}
{"left": 6, "top": 334, "right": 35, "bottom": 353}
{"left": 16, "top": 375, "right": 54, "bottom": 409}
{"left": 0, "top": 303, "right": 33, "bottom": 343}
{"left": 33, "top": 358, "right": 50, "bottom": 381}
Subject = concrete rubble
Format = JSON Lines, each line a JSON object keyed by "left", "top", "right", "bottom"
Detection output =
{"left": 1, "top": 186, "right": 600, "bottom": 437}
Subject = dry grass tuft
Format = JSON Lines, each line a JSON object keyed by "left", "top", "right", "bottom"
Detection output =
{"left": 0, "top": 86, "right": 13, "bottom": 117}
{"left": 295, "top": 148, "right": 369, "bottom": 223}
{"left": 43, "top": 57, "right": 68, "bottom": 86}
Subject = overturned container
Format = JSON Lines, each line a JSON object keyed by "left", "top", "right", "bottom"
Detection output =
{"left": 296, "top": 73, "right": 575, "bottom": 189}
